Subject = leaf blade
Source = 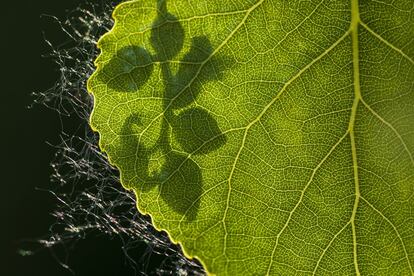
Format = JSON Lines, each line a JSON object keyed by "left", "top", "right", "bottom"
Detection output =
{"left": 88, "top": 0, "right": 414, "bottom": 274}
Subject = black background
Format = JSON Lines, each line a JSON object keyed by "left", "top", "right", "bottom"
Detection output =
{"left": 2, "top": 1, "right": 141, "bottom": 275}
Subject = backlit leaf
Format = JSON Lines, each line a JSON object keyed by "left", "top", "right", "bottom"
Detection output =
{"left": 88, "top": 0, "right": 414, "bottom": 274}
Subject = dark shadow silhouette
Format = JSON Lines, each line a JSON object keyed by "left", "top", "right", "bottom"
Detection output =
{"left": 172, "top": 107, "right": 227, "bottom": 155}
{"left": 168, "top": 36, "right": 226, "bottom": 109}
{"left": 158, "top": 151, "right": 202, "bottom": 220}
{"left": 118, "top": 113, "right": 202, "bottom": 220}
{"left": 150, "top": 0, "right": 184, "bottom": 61}
{"left": 116, "top": 114, "right": 157, "bottom": 191}
{"left": 98, "top": 46, "right": 153, "bottom": 92}
{"left": 106, "top": 0, "right": 231, "bottom": 220}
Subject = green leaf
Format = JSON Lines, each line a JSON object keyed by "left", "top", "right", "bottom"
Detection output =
{"left": 88, "top": 0, "right": 414, "bottom": 274}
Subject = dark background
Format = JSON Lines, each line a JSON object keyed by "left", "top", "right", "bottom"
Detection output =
{"left": 1, "top": 1, "right": 142, "bottom": 275}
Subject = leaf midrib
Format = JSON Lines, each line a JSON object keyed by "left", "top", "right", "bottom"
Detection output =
{"left": 349, "top": 0, "right": 362, "bottom": 274}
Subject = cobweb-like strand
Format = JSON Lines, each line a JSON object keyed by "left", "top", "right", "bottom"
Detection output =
{"left": 34, "top": 1, "right": 204, "bottom": 275}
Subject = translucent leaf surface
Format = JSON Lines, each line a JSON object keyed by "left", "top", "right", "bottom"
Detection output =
{"left": 88, "top": 0, "right": 414, "bottom": 274}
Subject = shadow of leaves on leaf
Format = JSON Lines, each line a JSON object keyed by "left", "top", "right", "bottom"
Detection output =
{"left": 150, "top": 0, "right": 184, "bottom": 61}
{"left": 169, "top": 36, "right": 226, "bottom": 109}
{"left": 118, "top": 113, "right": 203, "bottom": 220}
{"left": 108, "top": 0, "right": 230, "bottom": 220}
{"left": 172, "top": 107, "right": 227, "bottom": 155}
{"left": 98, "top": 46, "right": 153, "bottom": 92}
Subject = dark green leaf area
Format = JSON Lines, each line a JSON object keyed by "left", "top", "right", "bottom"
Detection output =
{"left": 150, "top": 0, "right": 184, "bottom": 60}
{"left": 117, "top": 113, "right": 202, "bottom": 220}
{"left": 172, "top": 107, "right": 227, "bottom": 155}
{"left": 168, "top": 36, "right": 228, "bottom": 109}
{"left": 158, "top": 151, "right": 202, "bottom": 220}
{"left": 98, "top": 46, "right": 153, "bottom": 92}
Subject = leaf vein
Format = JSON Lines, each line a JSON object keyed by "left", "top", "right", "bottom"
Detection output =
{"left": 360, "top": 196, "right": 414, "bottom": 274}
{"left": 265, "top": 131, "right": 350, "bottom": 275}
{"left": 360, "top": 21, "right": 414, "bottom": 65}
{"left": 360, "top": 98, "right": 414, "bottom": 169}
